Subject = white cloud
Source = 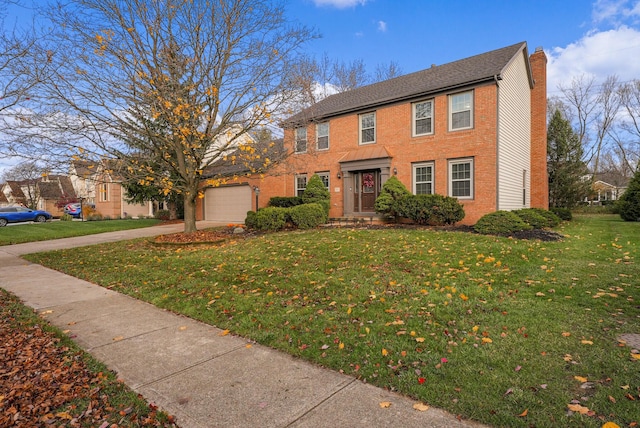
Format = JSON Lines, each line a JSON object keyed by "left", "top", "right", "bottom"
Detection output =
{"left": 312, "top": 0, "right": 368, "bottom": 8}
{"left": 592, "top": 0, "right": 640, "bottom": 23}
{"left": 377, "top": 20, "right": 387, "bottom": 32}
{"left": 546, "top": 25, "right": 640, "bottom": 92}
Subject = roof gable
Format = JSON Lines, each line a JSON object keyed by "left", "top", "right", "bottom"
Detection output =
{"left": 284, "top": 41, "right": 528, "bottom": 126}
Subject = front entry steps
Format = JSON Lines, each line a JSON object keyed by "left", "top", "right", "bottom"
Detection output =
{"left": 326, "top": 217, "right": 380, "bottom": 227}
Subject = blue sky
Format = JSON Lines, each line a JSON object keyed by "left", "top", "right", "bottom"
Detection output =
{"left": 285, "top": 0, "right": 640, "bottom": 94}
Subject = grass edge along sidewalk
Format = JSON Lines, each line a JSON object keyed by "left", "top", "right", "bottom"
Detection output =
{"left": 24, "top": 215, "right": 640, "bottom": 427}
{"left": 0, "top": 289, "right": 178, "bottom": 427}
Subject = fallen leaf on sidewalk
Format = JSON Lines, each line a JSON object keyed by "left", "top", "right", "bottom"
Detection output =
{"left": 112, "top": 335, "right": 124, "bottom": 341}
{"left": 219, "top": 329, "right": 230, "bottom": 336}
{"left": 379, "top": 401, "right": 392, "bottom": 408}
{"left": 413, "top": 403, "right": 429, "bottom": 412}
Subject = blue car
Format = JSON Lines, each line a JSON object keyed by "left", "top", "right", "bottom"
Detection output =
{"left": 0, "top": 206, "right": 53, "bottom": 227}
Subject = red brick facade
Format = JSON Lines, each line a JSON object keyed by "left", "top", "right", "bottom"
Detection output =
{"left": 197, "top": 43, "right": 548, "bottom": 225}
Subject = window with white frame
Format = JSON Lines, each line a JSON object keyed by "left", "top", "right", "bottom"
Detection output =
{"left": 449, "top": 158, "right": 473, "bottom": 199}
{"left": 359, "top": 112, "right": 376, "bottom": 144}
{"left": 317, "top": 172, "right": 330, "bottom": 190}
{"left": 413, "top": 100, "right": 434, "bottom": 136}
{"left": 449, "top": 91, "right": 473, "bottom": 130}
{"left": 316, "top": 122, "right": 329, "bottom": 150}
{"left": 413, "top": 162, "right": 434, "bottom": 194}
{"left": 295, "top": 127, "right": 307, "bottom": 153}
{"left": 295, "top": 174, "right": 307, "bottom": 197}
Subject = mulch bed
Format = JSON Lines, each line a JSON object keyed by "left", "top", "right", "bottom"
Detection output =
{"left": 153, "top": 223, "right": 564, "bottom": 244}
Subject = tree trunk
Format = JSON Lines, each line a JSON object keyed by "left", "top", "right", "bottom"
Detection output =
{"left": 168, "top": 200, "right": 178, "bottom": 220}
{"left": 183, "top": 191, "right": 198, "bottom": 233}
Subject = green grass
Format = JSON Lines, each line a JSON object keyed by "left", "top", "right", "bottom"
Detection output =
{"left": 25, "top": 215, "right": 640, "bottom": 427}
{"left": 0, "top": 219, "right": 161, "bottom": 245}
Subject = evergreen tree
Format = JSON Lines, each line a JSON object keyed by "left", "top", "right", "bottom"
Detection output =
{"left": 618, "top": 168, "right": 640, "bottom": 221}
{"left": 302, "top": 174, "right": 330, "bottom": 215}
{"left": 547, "top": 110, "right": 590, "bottom": 209}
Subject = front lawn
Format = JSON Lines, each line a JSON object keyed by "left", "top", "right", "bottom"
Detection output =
{"left": 0, "top": 219, "right": 161, "bottom": 245}
{"left": 25, "top": 215, "right": 640, "bottom": 427}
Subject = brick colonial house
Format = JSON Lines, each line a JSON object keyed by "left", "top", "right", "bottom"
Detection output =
{"left": 197, "top": 41, "right": 548, "bottom": 225}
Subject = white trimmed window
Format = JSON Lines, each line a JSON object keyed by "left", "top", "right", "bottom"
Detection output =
{"left": 316, "top": 122, "right": 329, "bottom": 150}
{"left": 449, "top": 91, "right": 473, "bottom": 131}
{"left": 413, "top": 100, "right": 434, "bottom": 136}
{"left": 449, "top": 158, "right": 473, "bottom": 199}
{"left": 295, "top": 174, "right": 307, "bottom": 197}
{"left": 317, "top": 172, "right": 330, "bottom": 190}
{"left": 413, "top": 162, "right": 434, "bottom": 194}
{"left": 295, "top": 127, "right": 307, "bottom": 153}
{"left": 99, "top": 183, "right": 109, "bottom": 202}
{"left": 359, "top": 112, "right": 376, "bottom": 144}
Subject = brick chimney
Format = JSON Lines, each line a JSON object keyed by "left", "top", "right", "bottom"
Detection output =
{"left": 529, "top": 47, "right": 548, "bottom": 209}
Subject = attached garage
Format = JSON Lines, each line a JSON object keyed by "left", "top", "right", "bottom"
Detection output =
{"left": 204, "top": 185, "right": 252, "bottom": 223}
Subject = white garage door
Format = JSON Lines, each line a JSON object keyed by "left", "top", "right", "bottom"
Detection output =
{"left": 204, "top": 185, "right": 252, "bottom": 223}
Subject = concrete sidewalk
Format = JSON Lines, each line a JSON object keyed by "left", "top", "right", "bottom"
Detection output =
{"left": 0, "top": 222, "right": 485, "bottom": 428}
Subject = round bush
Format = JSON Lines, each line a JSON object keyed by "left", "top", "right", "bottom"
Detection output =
{"left": 288, "top": 203, "right": 327, "bottom": 229}
{"left": 60, "top": 213, "right": 73, "bottom": 222}
{"left": 474, "top": 211, "right": 532, "bottom": 235}
{"left": 268, "top": 196, "right": 303, "bottom": 208}
{"left": 248, "top": 207, "right": 287, "bottom": 231}
{"left": 395, "top": 194, "right": 465, "bottom": 225}
{"left": 302, "top": 174, "right": 330, "bottom": 215}
{"left": 527, "top": 208, "right": 561, "bottom": 227}
{"left": 374, "top": 176, "right": 411, "bottom": 220}
{"left": 513, "top": 208, "right": 552, "bottom": 229}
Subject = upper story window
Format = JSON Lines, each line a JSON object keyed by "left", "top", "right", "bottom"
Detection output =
{"left": 359, "top": 112, "right": 376, "bottom": 144}
{"left": 99, "top": 182, "right": 109, "bottom": 202}
{"left": 413, "top": 100, "right": 434, "bottom": 136}
{"left": 449, "top": 158, "right": 473, "bottom": 199}
{"left": 316, "top": 122, "right": 329, "bottom": 150}
{"left": 295, "top": 127, "right": 307, "bottom": 153}
{"left": 449, "top": 91, "right": 473, "bottom": 131}
{"left": 413, "top": 162, "right": 434, "bottom": 194}
{"left": 295, "top": 174, "right": 307, "bottom": 197}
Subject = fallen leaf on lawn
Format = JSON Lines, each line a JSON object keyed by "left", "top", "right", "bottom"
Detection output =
{"left": 413, "top": 402, "right": 429, "bottom": 412}
{"left": 535, "top": 292, "right": 546, "bottom": 297}
{"left": 418, "top": 377, "right": 426, "bottom": 384}
{"left": 581, "top": 340, "right": 593, "bottom": 345}
{"left": 381, "top": 348, "right": 388, "bottom": 356}
{"left": 515, "top": 365, "right": 522, "bottom": 372}
{"left": 518, "top": 408, "right": 528, "bottom": 417}
{"left": 608, "top": 395, "right": 616, "bottom": 403}
{"left": 574, "top": 376, "right": 588, "bottom": 383}
{"left": 567, "top": 403, "right": 590, "bottom": 414}
{"left": 379, "top": 401, "right": 392, "bottom": 408}
{"left": 415, "top": 337, "right": 425, "bottom": 343}
{"left": 219, "top": 329, "right": 230, "bottom": 336}
{"left": 602, "top": 422, "right": 620, "bottom": 428}
{"left": 621, "top": 385, "right": 630, "bottom": 390}
{"left": 540, "top": 384, "right": 548, "bottom": 389}
{"left": 562, "top": 332, "right": 571, "bottom": 337}
{"left": 631, "top": 354, "right": 640, "bottom": 360}
{"left": 321, "top": 344, "right": 329, "bottom": 350}
{"left": 339, "top": 342, "right": 345, "bottom": 349}
{"left": 504, "top": 388, "right": 513, "bottom": 396}
{"left": 482, "top": 337, "right": 493, "bottom": 344}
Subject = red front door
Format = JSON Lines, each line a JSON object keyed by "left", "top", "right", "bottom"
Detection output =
{"left": 353, "top": 171, "right": 378, "bottom": 213}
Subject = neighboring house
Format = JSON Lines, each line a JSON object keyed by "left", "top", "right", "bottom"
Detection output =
{"left": 590, "top": 180, "right": 626, "bottom": 203}
{"left": 92, "top": 160, "right": 153, "bottom": 219}
{"left": 0, "top": 188, "right": 10, "bottom": 207}
{"left": 69, "top": 160, "right": 98, "bottom": 203}
{"left": 1, "top": 175, "right": 77, "bottom": 216}
{"left": 199, "top": 41, "right": 547, "bottom": 225}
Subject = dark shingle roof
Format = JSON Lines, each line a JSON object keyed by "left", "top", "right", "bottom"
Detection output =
{"left": 284, "top": 42, "right": 528, "bottom": 126}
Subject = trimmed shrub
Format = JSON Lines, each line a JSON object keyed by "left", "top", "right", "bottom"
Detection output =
{"left": 268, "top": 196, "right": 304, "bottom": 208}
{"left": 474, "top": 211, "right": 532, "bottom": 235}
{"left": 395, "top": 194, "right": 465, "bottom": 225}
{"left": 513, "top": 208, "right": 552, "bottom": 229}
{"left": 374, "top": 176, "right": 411, "bottom": 220}
{"left": 527, "top": 208, "right": 561, "bottom": 227}
{"left": 60, "top": 213, "right": 73, "bottom": 222}
{"left": 302, "top": 174, "right": 330, "bottom": 215}
{"left": 288, "top": 203, "right": 327, "bottom": 229}
{"left": 550, "top": 207, "right": 572, "bottom": 221}
{"left": 245, "top": 207, "right": 287, "bottom": 231}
